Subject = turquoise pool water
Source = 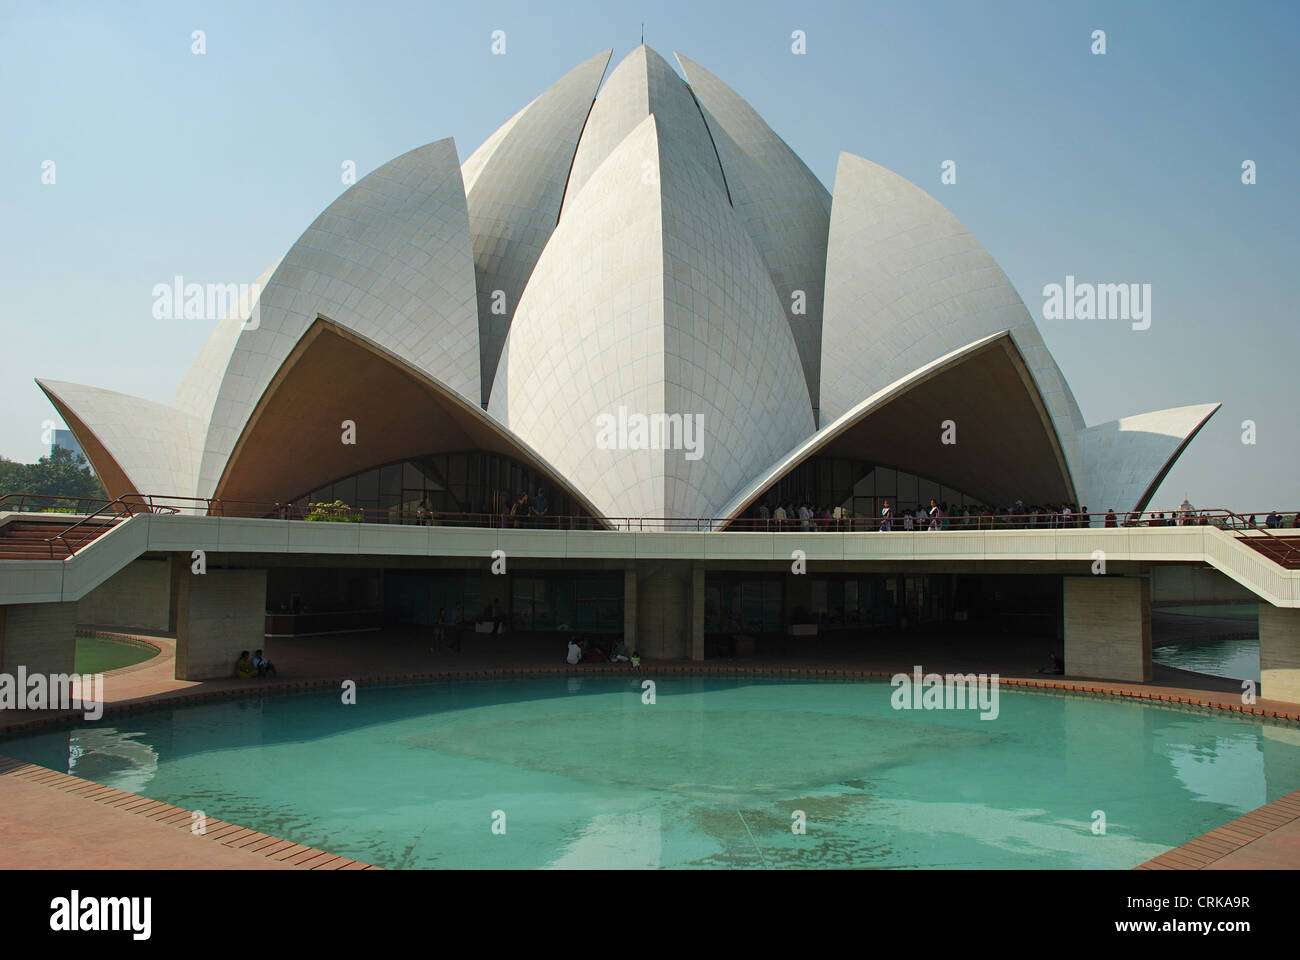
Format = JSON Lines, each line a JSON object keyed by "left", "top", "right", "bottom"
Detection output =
{"left": 1156, "top": 603, "right": 1257, "bottom": 620}
{"left": 1154, "top": 637, "right": 1260, "bottom": 684}
{"left": 4, "top": 677, "right": 1299, "bottom": 869}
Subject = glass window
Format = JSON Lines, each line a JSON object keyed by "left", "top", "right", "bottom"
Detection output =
{"left": 705, "top": 585, "right": 721, "bottom": 632}
{"left": 448, "top": 453, "right": 467, "bottom": 487}
{"left": 833, "top": 459, "right": 851, "bottom": 495}
{"left": 554, "top": 580, "right": 576, "bottom": 630}
{"left": 533, "top": 581, "right": 555, "bottom": 631}
{"left": 811, "top": 580, "right": 827, "bottom": 616}
{"left": 357, "top": 468, "right": 379, "bottom": 504}
{"left": 827, "top": 580, "right": 844, "bottom": 626}
{"left": 513, "top": 578, "right": 536, "bottom": 630}
{"left": 763, "top": 582, "right": 782, "bottom": 632}
{"left": 403, "top": 462, "right": 425, "bottom": 491}
{"left": 740, "top": 582, "right": 762, "bottom": 630}
{"left": 721, "top": 583, "right": 742, "bottom": 631}
{"left": 333, "top": 475, "right": 357, "bottom": 507}
{"left": 597, "top": 597, "right": 621, "bottom": 632}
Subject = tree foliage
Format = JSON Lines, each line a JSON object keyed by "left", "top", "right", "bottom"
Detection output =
{"left": 0, "top": 447, "right": 106, "bottom": 504}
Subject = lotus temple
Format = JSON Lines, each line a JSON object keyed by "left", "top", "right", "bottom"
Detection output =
{"left": 5, "top": 42, "right": 1300, "bottom": 875}
{"left": 3, "top": 46, "right": 1299, "bottom": 703}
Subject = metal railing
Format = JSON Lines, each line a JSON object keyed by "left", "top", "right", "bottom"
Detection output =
{"left": 46, "top": 495, "right": 180, "bottom": 558}
{"left": 4, "top": 492, "right": 1298, "bottom": 565}
{"left": 0, "top": 493, "right": 117, "bottom": 515}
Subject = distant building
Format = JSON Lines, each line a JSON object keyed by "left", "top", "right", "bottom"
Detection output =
{"left": 52, "top": 428, "right": 90, "bottom": 472}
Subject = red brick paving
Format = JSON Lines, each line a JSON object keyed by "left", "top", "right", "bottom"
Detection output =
{"left": 1136, "top": 788, "right": 1300, "bottom": 870}
{"left": 0, "top": 758, "right": 377, "bottom": 870}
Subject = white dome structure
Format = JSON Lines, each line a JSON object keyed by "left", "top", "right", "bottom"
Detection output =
{"left": 37, "top": 45, "right": 1218, "bottom": 524}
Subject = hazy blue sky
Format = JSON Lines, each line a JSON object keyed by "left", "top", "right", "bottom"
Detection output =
{"left": 2, "top": 0, "right": 1296, "bottom": 509}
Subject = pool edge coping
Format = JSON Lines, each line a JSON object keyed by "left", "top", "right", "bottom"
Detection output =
{"left": 1135, "top": 788, "right": 1300, "bottom": 870}
{"left": 0, "top": 754, "right": 381, "bottom": 871}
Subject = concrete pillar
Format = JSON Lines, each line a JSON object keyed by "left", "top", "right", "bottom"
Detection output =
{"left": 623, "top": 568, "right": 637, "bottom": 650}
{"left": 1260, "top": 605, "right": 1300, "bottom": 706}
{"left": 691, "top": 563, "right": 705, "bottom": 662}
{"left": 172, "top": 556, "right": 268, "bottom": 680}
{"left": 636, "top": 561, "right": 691, "bottom": 660}
{"left": 0, "top": 602, "right": 77, "bottom": 676}
{"left": 1063, "top": 575, "right": 1151, "bottom": 683}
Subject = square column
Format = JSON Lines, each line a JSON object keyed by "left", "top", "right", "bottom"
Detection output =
{"left": 691, "top": 562, "right": 705, "bottom": 662}
{"left": 171, "top": 556, "right": 267, "bottom": 680}
{"left": 1260, "top": 605, "right": 1300, "bottom": 706}
{"left": 623, "top": 568, "right": 637, "bottom": 650}
{"left": 634, "top": 561, "right": 691, "bottom": 659}
{"left": 1063, "top": 575, "right": 1151, "bottom": 683}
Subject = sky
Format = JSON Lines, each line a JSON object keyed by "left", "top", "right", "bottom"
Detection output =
{"left": 1, "top": 0, "right": 1296, "bottom": 510}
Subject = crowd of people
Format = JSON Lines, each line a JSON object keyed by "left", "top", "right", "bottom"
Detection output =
{"left": 879, "top": 499, "right": 1096, "bottom": 531}
{"left": 1263, "top": 510, "right": 1300, "bottom": 529}
{"left": 743, "top": 498, "right": 1286, "bottom": 532}
{"left": 748, "top": 499, "right": 1101, "bottom": 531}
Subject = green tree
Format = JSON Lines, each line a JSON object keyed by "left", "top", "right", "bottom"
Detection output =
{"left": 0, "top": 457, "right": 23, "bottom": 496}
{"left": 0, "top": 447, "right": 105, "bottom": 503}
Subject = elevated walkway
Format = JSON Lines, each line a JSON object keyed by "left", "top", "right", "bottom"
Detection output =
{"left": 2, "top": 510, "right": 1297, "bottom": 608}
{"left": 4, "top": 510, "right": 1300, "bottom": 700}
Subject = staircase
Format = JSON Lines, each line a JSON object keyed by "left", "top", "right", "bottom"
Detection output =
{"left": 1240, "top": 535, "right": 1300, "bottom": 570}
{"left": 0, "top": 516, "right": 123, "bottom": 560}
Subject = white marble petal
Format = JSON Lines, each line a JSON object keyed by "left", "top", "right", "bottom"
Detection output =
{"left": 196, "top": 138, "right": 479, "bottom": 497}
{"left": 676, "top": 51, "right": 831, "bottom": 419}
{"left": 38, "top": 379, "right": 203, "bottom": 508}
{"left": 489, "top": 114, "right": 813, "bottom": 522}
{"left": 560, "top": 45, "right": 727, "bottom": 220}
{"left": 172, "top": 259, "right": 281, "bottom": 431}
{"left": 1073, "top": 404, "right": 1221, "bottom": 514}
{"left": 820, "top": 152, "right": 1086, "bottom": 468}
{"left": 463, "top": 49, "right": 612, "bottom": 405}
